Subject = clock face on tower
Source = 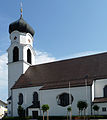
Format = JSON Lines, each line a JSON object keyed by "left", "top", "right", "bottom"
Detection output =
{"left": 14, "top": 36, "right": 17, "bottom": 40}
{"left": 28, "top": 39, "right": 30, "bottom": 43}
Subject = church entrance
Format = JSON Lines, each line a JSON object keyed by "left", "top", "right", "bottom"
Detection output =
{"left": 32, "top": 111, "right": 38, "bottom": 118}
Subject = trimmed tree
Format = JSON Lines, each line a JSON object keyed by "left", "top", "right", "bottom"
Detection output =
{"left": 93, "top": 105, "right": 99, "bottom": 115}
{"left": 83, "top": 101, "right": 88, "bottom": 116}
{"left": 17, "top": 105, "right": 25, "bottom": 117}
{"left": 67, "top": 106, "right": 72, "bottom": 120}
{"left": 42, "top": 104, "right": 49, "bottom": 120}
{"left": 77, "top": 101, "right": 84, "bottom": 115}
{"left": 77, "top": 101, "right": 88, "bottom": 116}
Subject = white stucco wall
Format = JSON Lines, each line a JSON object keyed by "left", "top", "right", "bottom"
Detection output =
{"left": 92, "top": 103, "right": 107, "bottom": 115}
{"left": 12, "top": 86, "right": 92, "bottom": 116}
{"left": 8, "top": 62, "right": 23, "bottom": 96}
{"left": 94, "top": 79, "right": 107, "bottom": 98}
{"left": 12, "top": 86, "right": 42, "bottom": 116}
{"left": 40, "top": 86, "right": 91, "bottom": 116}
{"left": 10, "top": 31, "right": 33, "bottom": 46}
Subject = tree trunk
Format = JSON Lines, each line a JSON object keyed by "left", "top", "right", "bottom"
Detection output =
{"left": 79, "top": 110, "right": 80, "bottom": 116}
{"left": 71, "top": 111, "right": 72, "bottom": 120}
{"left": 81, "top": 110, "right": 82, "bottom": 116}
{"left": 94, "top": 111, "right": 95, "bottom": 119}
{"left": 84, "top": 109, "right": 85, "bottom": 120}
{"left": 84, "top": 109, "right": 85, "bottom": 116}
{"left": 97, "top": 111, "right": 98, "bottom": 115}
{"left": 47, "top": 110, "right": 48, "bottom": 120}
{"left": 67, "top": 111, "right": 68, "bottom": 120}
{"left": 43, "top": 112, "right": 44, "bottom": 120}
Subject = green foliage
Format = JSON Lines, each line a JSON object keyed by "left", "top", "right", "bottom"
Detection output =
{"left": 42, "top": 104, "right": 49, "bottom": 112}
{"left": 67, "top": 106, "right": 72, "bottom": 112}
{"left": 17, "top": 105, "right": 25, "bottom": 117}
{"left": 77, "top": 101, "right": 84, "bottom": 111}
{"left": 93, "top": 105, "right": 100, "bottom": 111}
{"left": 77, "top": 101, "right": 88, "bottom": 111}
{"left": 83, "top": 101, "right": 88, "bottom": 109}
{"left": 77, "top": 100, "right": 88, "bottom": 115}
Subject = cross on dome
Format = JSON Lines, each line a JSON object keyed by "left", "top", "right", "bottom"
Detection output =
{"left": 20, "top": 2, "right": 23, "bottom": 17}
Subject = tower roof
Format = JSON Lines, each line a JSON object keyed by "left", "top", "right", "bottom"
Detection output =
{"left": 9, "top": 16, "right": 35, "bottom": 36}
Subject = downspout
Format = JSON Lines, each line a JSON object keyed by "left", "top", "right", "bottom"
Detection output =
{"left": 90, "top": 86, "right": 92, "bottom": 115}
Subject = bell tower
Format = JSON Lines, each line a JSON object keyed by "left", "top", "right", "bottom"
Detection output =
{"left": 7, "top": 6, "right": 36, "bottom": 115}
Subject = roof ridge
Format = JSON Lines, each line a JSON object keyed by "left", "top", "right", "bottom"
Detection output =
{"left": 31, "top": 52, "right": 107, "bottom": 67}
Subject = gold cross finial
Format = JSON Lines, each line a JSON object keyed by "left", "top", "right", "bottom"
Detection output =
{"left": 20, "top": 2, "right": 23, "bottom": 17}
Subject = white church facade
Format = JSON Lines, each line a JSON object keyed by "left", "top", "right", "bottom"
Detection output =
{"left": 7, "top": 12, "right": 107, "bottom": 117}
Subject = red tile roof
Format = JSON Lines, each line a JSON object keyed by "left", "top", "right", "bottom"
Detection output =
{"left": 0, "top": 100, "right": 7, "bottom": 106}
{"left": 93, "top": 97, "right": 107, "bottom": 103}
{"left": 12, "top": 52, "right": 107, "bottom": 90}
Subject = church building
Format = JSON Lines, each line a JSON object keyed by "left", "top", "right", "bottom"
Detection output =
{"left": 7, "top": 9, "right": 107, "bottom": 117}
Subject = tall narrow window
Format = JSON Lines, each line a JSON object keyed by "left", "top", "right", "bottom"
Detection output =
{"left": 13, "top": 46, "right": 19, "bottom": 62}
{"left": 104, "top": 85, "right": 107, "bottom": 97}
{"left": 27, "top": 49, "right": 31, "bottom": 64}
{"left": 32, "top": 92, "right": 38, "bottom": 104}
{"left": 18, "top": 93, "right": 23, "bottom": 105}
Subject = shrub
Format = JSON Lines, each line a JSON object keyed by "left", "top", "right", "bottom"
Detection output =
{"left": 17, "top": 105, "right": 25, "bottom": 117}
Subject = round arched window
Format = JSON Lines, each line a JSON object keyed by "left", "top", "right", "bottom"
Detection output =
{"left": 18, "top": 93, "right": 23, "bottom": 105}
{"left": 27, "top": 49, "right": 31, "bottom": 64}
{"left": 32, "top": 92, "right": 38, "bottom": 105}
{"left": 13, "top": 46, "right": 19, "bottom": 62}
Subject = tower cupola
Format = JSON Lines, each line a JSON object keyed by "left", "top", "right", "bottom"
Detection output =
{"left": 9, "top": 16, "right": 35, "bottom": 36}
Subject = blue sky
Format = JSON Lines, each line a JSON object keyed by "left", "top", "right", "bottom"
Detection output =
{"left": 0, "top": 0, "right": 107, "bottom": 101}
{"left": 1, "top": 0, "right": 107, "bottom": 57}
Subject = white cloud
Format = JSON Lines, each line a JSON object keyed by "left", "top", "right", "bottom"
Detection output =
{"left": 0, "top": 53, "right": 8, "bottom": 86}
{"left": 0, "top": 53, "right": 8, "bottom": 102}
{"left": 35, "top": 50, "right": 56, "bottom": 64}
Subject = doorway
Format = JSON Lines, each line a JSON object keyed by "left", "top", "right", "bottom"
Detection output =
{"left": 32, "top": 111, "right": 38, "bottom": 118}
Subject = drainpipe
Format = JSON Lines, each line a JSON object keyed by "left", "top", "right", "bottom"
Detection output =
{"left": 90, "top": 86, "right": 92, "bottom": 115}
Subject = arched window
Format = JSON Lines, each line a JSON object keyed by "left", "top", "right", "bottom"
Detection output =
{"left": 32, "top": 92, "right": 38, "bottom": 105}
{"left": 27, "top": 49, "right": 31, "bottom": 64}
{"left": 18, "top": 93, "right": 23, "bottom": 105}
{"left": 104, "top": 85, "right": 107, "bottom": 98}
{"left": 13, "top": 46, "right": 19, "bottom": 62}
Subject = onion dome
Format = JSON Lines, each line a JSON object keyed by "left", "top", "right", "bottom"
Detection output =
{"left": 9, "top": 16, "right": 35, "bottom": 36}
